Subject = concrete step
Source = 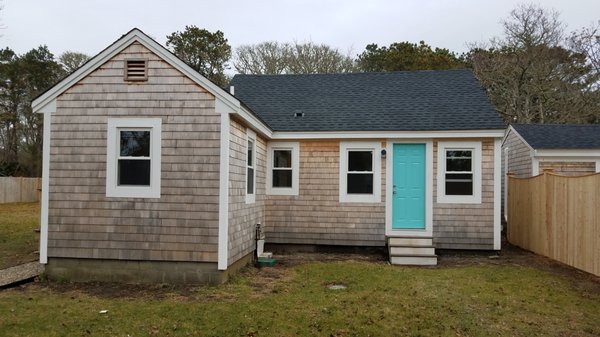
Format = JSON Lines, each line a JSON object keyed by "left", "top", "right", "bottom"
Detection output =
{"left": 389, "top": 246, "right": 435, "bottom": 256}
{"left": 388, "top": 237, "right": 432, "bottom": 247}
{"left": 390, "top": 255, "right": 438, "bottom": 266}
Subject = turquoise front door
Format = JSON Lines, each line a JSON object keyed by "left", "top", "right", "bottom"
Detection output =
{"left": 392, "top": 144, "right": 426, "bottom": 229}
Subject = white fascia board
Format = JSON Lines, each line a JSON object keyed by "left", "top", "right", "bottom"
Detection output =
{"left": 231, "top": 106, "right": 273, "bottom": 139}
{"left": 534, "top": 149, "right": 600, "bottom": 158}
{"left": 271, "top": 129, "right": 505, "bottom": 140}
{"left": 33, "top": 28, "right": 241, "bottom": 114}
{"left": 501, "top": 126, "right": 514, "bottom": 147}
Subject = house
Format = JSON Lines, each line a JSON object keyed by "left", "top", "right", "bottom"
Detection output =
{"left": 32, "top": 29, "right": 505, "bottom": 284}
{"left": 502, "top": 124, "right": 600, "bottom": 219}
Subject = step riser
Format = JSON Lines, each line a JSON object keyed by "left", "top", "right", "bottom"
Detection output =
{"left": 390, "top": 247, "right": 435, "bottom": 256}
{"left": 388, "top": 237, "right": 432, "bottom": 246}
{"left": 390, "top": 256, "right": 437, "bottom": 266}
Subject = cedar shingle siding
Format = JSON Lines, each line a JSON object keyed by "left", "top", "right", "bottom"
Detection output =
{"left": 227, "top": 119, "right": 266, "bottom": 265}
{"left": 48, "top": 42, "right": 221, "bottom": 262}
{"left": 264, "top": 140, "right": 386, "bottom": 246}
{"left": 433, "top": 139, "right": 495, "bottom": 249}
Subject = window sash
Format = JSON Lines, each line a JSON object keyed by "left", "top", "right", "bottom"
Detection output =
{"left": 247, "top": 139, "right": 255, "bottom": 196}
{"left": 117, "top": 128, "right": 152, "bottom": 187}
{"left": 346, "top": 150, "right": 374, "bottom": 195}
{"left": 445, "top": 149, "right": 473, "bottom": 196}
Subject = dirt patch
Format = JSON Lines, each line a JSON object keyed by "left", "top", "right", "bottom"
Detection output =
{"left": 11, "top": 242, "right": 599, "bottom": 300}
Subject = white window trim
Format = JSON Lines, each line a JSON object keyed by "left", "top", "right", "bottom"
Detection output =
{"left": 106, "top": 118, "right": 162, "bottom": 198}
{"left": 266, "top": 141, "right": 299, "bottom": 196}
{"left": 245, "top": 129, "right": 256, "bottom": 204}
{"left": 437, "top": 141, "right": 481, "bottom": 204}
{"left": 339, "top": 141, "right": 381, "bottom": 203}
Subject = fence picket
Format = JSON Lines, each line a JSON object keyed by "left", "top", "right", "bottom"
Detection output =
{"left": 508, "top": 172, "right": 599, "bottom": 276}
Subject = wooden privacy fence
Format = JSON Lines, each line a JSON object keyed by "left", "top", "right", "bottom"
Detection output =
{"left": 508, "top": 172, "right": 599, "bottom": 276}
{"left": 0, "top": 177, "right": 41, "bottom": 203}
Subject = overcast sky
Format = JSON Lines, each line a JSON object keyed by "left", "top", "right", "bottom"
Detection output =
{"left": 2, "top": 0, "right": 599, "bottom": 60}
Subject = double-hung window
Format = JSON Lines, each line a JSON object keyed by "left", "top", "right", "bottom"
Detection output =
{"left": 106, "top": 118, "right": 161, "bottom": 198}
{"left": 267, "top": 142, "right": 299, "bottom": 195}
{"left": 339, "top": 142, "right": 381, "bottom": 203}
{"left": 246, "top": 129, "right": 256, "bottom": 204}
{"left": 437, "top": 141, "right": 481, "bottom": 204}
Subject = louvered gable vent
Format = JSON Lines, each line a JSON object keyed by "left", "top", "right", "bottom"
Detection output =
{"left": 125, "top": 59, "right": 147, "bottom": 81}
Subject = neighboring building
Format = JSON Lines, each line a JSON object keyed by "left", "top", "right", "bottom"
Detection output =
{"left": 502, "top": 124, "right": 600, "bottom": 219}
{"left": 32, "top": 29, "right": 505, "bottom": 284}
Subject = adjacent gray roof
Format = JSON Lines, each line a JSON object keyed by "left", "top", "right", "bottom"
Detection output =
{"left": 512, "top": 124, "right": 600, "bottom": 149}
{"left": 230, "top": 69, "right": 505, "bottom": 132}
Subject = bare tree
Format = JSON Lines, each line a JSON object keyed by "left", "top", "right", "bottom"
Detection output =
{"left": 502, "top": 3, "right": 564, "bottom": 48}
{"left": 234, "top": 40, "right": 356, "bottom": 74}
{"left": 569, "top": 21, "right": 600, "bottom": 86}
{"left": 59, "top": 51, "right": 90, "bottom": 74}
{"left": 470, "top": 4, "right": 599, "bottom": 124}
{"left": 287, "top": 41, "right": 356, "bottom": 74}
{"left": 234, "top": 42, "right": 289, "bottom": 74}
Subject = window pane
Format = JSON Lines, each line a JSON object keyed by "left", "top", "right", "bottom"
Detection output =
{"left": 347, "top": 173, "right": 373, "bottom": 194}
{"left": 446, "top": 150, "right": 472, "bottom": 159}
{"left": 274, "top": 150, "right": 292, "bottom": 168}
{"left": 118, "top": 159, "right": 150, "bottom": 186}
{"left": 247, "top": 140, "right": 253, "bottom": 167}
{"left": 120, "top": 131, "right": 150, "bottom": 157}
{"left": 348, "top": 151, "right": 372, "bottom": 171}
{"left": 247, "top": 167, "right": 254, "bottom": 194}
{"left": 273, "top": 169, "right": 292, "bottom": 188}
{"left": 445, "top": 173, "right": 473, "bottom": 195}
{"left": 446, "top": 158, "right": 472, "bottom": 172}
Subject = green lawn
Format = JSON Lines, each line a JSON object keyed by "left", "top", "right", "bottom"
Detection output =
{"left": 0, "top": 202, "right": 40, "bottom": 270}
{"left": 1, "top": 261, "right": 599, "bottom": 336}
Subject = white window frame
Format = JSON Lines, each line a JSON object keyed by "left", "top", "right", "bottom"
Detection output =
{"left": 339, "top": 141, "right": 381, "bottom": 203}
{"left": 437, "top": 141, "right": 482, "bottom": 204}
{"left": 266, "top": 142, "right": 300, "bottom": 195}
{"left": 106, "top": 118, "right": 162, "bottom": 198}
{"left": 245, "top": 129, "right": 256, "bottom": 204}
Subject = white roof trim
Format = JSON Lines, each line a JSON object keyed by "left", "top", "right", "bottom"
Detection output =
{"left": 534, "top": 149, "right": 600, "bottom": 158}
{"left": 32, "top": 28, "right": 242, "bottom": 115}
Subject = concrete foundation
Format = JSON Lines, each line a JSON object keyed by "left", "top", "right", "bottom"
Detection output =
{"left": 45, "top": 253, "right": 254, "bottom": 285}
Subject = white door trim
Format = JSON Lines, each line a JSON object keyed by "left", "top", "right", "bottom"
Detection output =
{"left": 385, "top": 140, "right": 433, "bottom": 237}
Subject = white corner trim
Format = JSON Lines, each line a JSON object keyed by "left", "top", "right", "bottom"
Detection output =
{"left": 39, "top": 110, "right": 53, "bottom": 264}
{"left": 385, "top": 140, "right": 433, "bottom": 237}
{"left": 218, "top": 113, "right": 230, "bottom": 270}
{"left": 596, "top": 160, "right": 600, "bottom": 173}
{"left": 436, "top": 141, "right": 482, "bottom": 204}
{"left": 531, "top": 157, "right": 540, "bottom": 176}
{"left": 493, "top": 138, "right": 502, "bottom": 250}
{"left": 266, "top": 141, "right": 300, "bottom": 195}
{"left": 339, "top": 141, "right": 381, "bottom": 203}
{"left": 503, "top": 147, "right": 509, "bottom": 222}
{"left": 245, "top": 128, "right": 256, "bottom": 204}
{"left": 106, "top": 118, "right": 162, "bottom": 198}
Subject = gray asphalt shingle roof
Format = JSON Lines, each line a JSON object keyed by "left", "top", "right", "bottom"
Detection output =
{"left": 512, "top": 124, "right": 600, "bottom": 149}
{"left": 230, "top": 69, "right": 505, "bottom": 132}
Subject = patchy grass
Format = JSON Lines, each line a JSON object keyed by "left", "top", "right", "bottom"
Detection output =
{"left": 0, "top": 202, "right": 40, "bottom": 269}
{"left": 1, "top": 261, "right": 599, "bottom": 336}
